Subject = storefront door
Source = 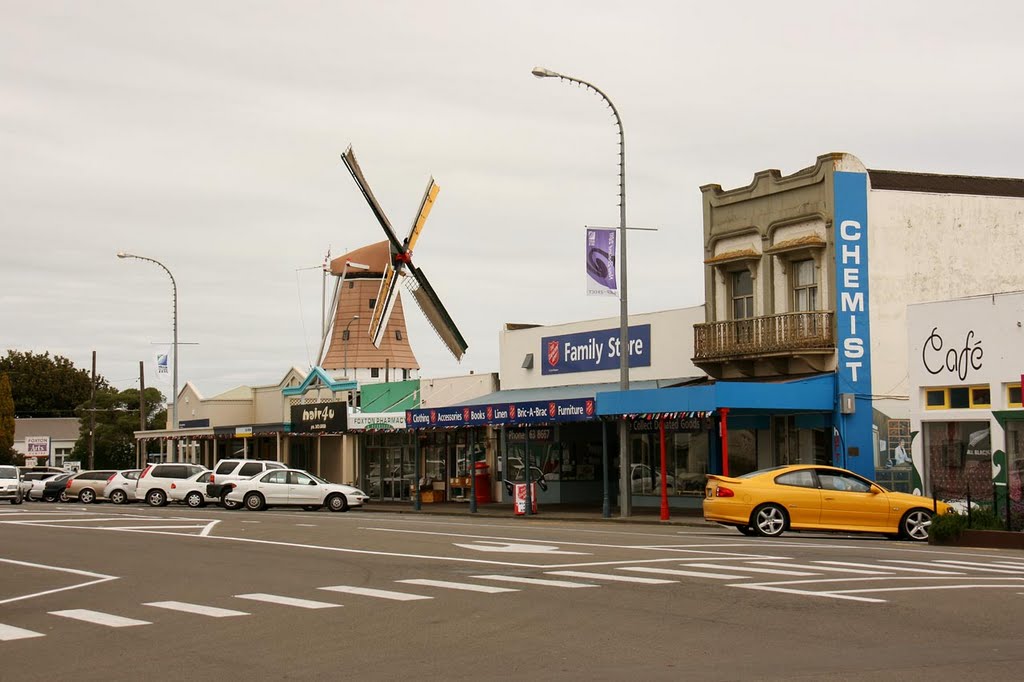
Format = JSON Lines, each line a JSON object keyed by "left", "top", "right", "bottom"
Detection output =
{"left": 382, "top": 447, "right": 411, "bottom": 501}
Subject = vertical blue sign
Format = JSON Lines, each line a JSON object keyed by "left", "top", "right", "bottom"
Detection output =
{"left": 833, "top": 171, "right": 873, "bottom": 480}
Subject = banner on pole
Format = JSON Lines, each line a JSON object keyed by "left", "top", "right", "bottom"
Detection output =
{"left": 586, "top": 228, "right": 617, "bottom": 297}
{"left": 155, "top": 348, "right": 170, "bottom": 383}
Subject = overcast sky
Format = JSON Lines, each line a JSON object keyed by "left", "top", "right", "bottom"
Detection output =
{"left": 3, "top": 1, "right": 1023, "bottom": 400}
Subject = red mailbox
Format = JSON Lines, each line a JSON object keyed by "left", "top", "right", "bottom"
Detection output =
{"left": 474, "top": 461, "right": 492, "bottom": 504}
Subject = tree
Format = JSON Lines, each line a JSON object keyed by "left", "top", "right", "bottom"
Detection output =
{"left": 0, "top": 350, "right": 104, "bottom": 418}
{"left": 0, "top": 373, "right": 16, "bottom": 465}
{"left": 72, "top": 386, "right": 166, "bottom": 469}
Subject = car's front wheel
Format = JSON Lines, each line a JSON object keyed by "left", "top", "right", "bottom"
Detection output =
{"left": 327, "top": 494, "right": 349, "bottom": 513}
{"left": 244, "top": 492, "right": 265, "bottom": 511}
{"left": 752, "top": 504, "right": 788, "bottom": 538}
{"left": 185, "top": 492, "right": 205, "bottom": 508}
{"left": 109, "top": 489, "right": 128, "bottom": 505}
{"left": 147, "top": 489, "right": 167, "bottom": 507}
{"left": 59, "top": 491, "right": 70, "bottom": 503}
{"left": 900, "top": 509, "right": 933, "bottom": 541}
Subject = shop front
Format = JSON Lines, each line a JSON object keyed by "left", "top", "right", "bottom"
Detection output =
{"left": 350, "top": 412, "right": 414, "bottom": 502}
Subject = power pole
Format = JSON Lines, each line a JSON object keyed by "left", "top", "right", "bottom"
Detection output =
{"left": 138, "top": 361, "right": 146, "bottom": 469}
{"left": 88, "top": 350, "right": 96, "bottom": 469}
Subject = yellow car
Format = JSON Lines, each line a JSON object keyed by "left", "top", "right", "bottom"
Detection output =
{"left": 704, "top": 465, "right": 951, "bottom": 541}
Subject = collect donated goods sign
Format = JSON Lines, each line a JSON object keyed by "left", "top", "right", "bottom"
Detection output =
{"left": 542, "top": 325, "right": 651, "bottom": 375}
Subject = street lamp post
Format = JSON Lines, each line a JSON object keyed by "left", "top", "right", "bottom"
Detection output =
{"left": 343, "top": 315, "right": 360, "bottom": 380}
{"left": 532, "top": 66, "right": 633, "bottom": 517}
{"left": 117, "top": 251, "right": 178, "bottom": 460}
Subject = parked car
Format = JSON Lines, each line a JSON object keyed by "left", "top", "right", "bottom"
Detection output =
{"left": 206, "top": 459, "right": 287, "bottom": 509}
{"left": 65, "top": 470, "right": 118, "bottom": 503}
{"left": 224, "top": 468, "right": 369, "bottom": 512}
{"left": 103, "top": 469, "right": 142, "bottom": 505}
{"left": 0, "top": 465, "right": 23, "bottom": 505}
{"left": 136, "top": 463, "right": 208, "bottom": 507}
{"left": 20, "top": 471, "right": 62, "bottom": 500}
{"left": 41, "top": 473, "right": 73, "bottom": 502}
{"left": 704, "top": 464, "right": 952, "bottom": 541}
{"left": 168, "top": 470, "right": 215, "bottom": 508}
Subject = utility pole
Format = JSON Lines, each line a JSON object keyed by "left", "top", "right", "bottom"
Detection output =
{"left": 138, "top": 361, "right": 146, "bottom": 469}
{"left": 88, "top": 350, "right": 96, "bottom": 469}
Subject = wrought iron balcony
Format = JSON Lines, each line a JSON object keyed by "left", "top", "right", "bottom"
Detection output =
{"left": 693, "top": 311, "right": 834, "bottom": 361}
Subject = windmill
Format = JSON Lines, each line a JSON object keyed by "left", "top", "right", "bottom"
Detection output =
{"left": 338, "top": 145, "right": 468, "bottom": 361}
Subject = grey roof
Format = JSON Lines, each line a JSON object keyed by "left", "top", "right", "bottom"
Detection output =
{"left": 460, "top": 378, "right": 703, "bottom": 406}
{"left": 14, "top": 417, "right": 81, "bottom": 441}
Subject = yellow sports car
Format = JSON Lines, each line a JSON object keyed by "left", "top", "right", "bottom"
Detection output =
{"left": 703, "top": 465, "right": 951, "bottom": 541}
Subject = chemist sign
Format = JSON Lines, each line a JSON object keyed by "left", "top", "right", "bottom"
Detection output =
{"left": 541, "top": 324, "right": 651, "bottom": 375}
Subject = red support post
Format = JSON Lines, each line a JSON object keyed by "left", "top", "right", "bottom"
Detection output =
{"left": 659, "top": 416, "right": 669, "bottom": 521}
{"left": 720, "top": 408, "right": 730, "bottom": 478}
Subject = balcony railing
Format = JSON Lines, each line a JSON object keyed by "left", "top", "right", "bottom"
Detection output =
{"left": 693, "top": 311, "right": 834, "bottom": 361}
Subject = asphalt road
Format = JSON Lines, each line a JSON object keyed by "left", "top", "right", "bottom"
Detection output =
{"left": 3, "top": 502, "right": 1024, "bottom": 681}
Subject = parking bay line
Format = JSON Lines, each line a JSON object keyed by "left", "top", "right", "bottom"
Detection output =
{"left": 0, "top": 624, "right": 46, "bottom": 641}
{"left": 397, "top": 579, "right": 519, "bottom": 594}
{"left": 144, "top": 601, "right": 250, "bottom": 617}
{"left": 320, "top": 586, "right": 433, "bottom": 601}
{"left": 235, "top": 594, "right": 342, "bottom": 609}
{"left": 547, "top": 570, "right": 676, "bottom": 584}
{"left": 50, "top": 609, "right": 151, "bottom": 627}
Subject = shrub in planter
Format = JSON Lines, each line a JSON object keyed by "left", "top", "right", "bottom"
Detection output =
{"left": 929, "top": 512, "right": 968, "bottom": 544}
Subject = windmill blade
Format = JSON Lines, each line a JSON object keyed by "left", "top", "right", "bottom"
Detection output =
{"left": 341, "top": 146, "right": 404, "bottom": 253}
{"left": 404, "top": 178, "right": 439, "bottom": 254}
{"left": 405, "top": 266, "right": 468, "bottom": 360}
{"left": 368, "top": 261, "right": 402, "bottom": 348}
{"left": 316, "top": 274, "right": 343, "bottom": 366}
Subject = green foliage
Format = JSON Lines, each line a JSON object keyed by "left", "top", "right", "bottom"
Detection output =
{"left": 0, "top": 373, "right": 16, "bottom": 464}
{"left": 930, "top": 508, "right": 1008, "bottom": 544}
{"left": 72, "top": 385, "right": 166, "bottom": 469}
{"left": 0, "top": 350, "right": 106, "bottom": 418}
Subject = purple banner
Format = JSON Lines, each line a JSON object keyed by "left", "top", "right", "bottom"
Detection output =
{"left": 586, "top": 228, "right": 617, "bottom": 296}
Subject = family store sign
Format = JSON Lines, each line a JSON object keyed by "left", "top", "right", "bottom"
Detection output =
{"left": 541, "top": 324, "right": 651, "bottom": 375}
{"left": 406, "top": 398, "right": 596, "bottom": 429}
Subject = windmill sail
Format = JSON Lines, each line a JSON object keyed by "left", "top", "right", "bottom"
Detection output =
{"left": 406, "top": 266, "right": 468, "bottom": 360}
{"left": 405, "top": 178, "right": 439, "bottom": 251}
{"left": 368, "top": 261, "right": 401, "bottom": 348}
{"left": 341, "top": 146, "right": 404, "bottom": 252}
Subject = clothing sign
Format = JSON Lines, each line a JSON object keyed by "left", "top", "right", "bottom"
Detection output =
{"left": 405, "top": 397, "right": 597, "bottom": 429}
{"left": 541, "top": 324, "right": 651, "bottom": 375}
{"left": 290, "top": 401, "right": 348, "bottom": 433}
{"left": 586, "top": 228, "right": 617, "bottom": 296}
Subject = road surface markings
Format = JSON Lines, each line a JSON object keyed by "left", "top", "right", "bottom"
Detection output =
{"left": 455, "top": 541, "right": 588, "bottom": 555}
{"left": 396, "top": 579, "right": 518, "bottom": 594}
{"left": 199, "top": 520, "right": 220, "bottom": 537}
{"left": 547, "top": 570, "right": 675, "bottom": 584}
{"left": 0, "top": 624, "right": 45, "bottom": 641}
{"left": 320, "top": 586, "right": 433, "bottom": 601}
{"left": 470, "top": 575, "right": 598, "bottom": 588}
{"left": 296, "top": 524, "right": 318, "bottom": 527}
{"left": 750, "top": 561, "right": 888, "bottom": 575}
{"left": 730, "top": 576, "right": 1024, "bottom": 604}
{"left": 617, "top": 566, "right": 745, "bottom": 580}
{"left": 685, "top": 563, "right": 818, "bottom": 577}
{"left": 235, "top": 593, "right": 341, "bottom": 609}
{"left": 144, "top": 601, "right": 250, "bottom": 617}
{"left": 929, "top": 560, "right": 1024, "bottom": 574}
{"left": 814, "top": 561, "right": 963, "bottom": 575}
{"left": 731, "top": 584, "right": 886, "bottom": 603}
{"left": 0, "top": 558, "right": 119, "bottom": 606}
{"left": 831, "top": 584, "right": 1024, "bottom": 596}
{"left": 50, "top": 609, "right": 151, "bottom": 627}
{"left": 675, "top": 554, "right": 792, "bottom": 562}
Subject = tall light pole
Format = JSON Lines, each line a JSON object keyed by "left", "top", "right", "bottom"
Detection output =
{"left": 342, "top": 315, "right": 360, "bottom": 380}
{"left": 118, "top": 252, "right": 178, "bottom": 459}
{"left": 532, "top": 66, "right": 633, "bottom": 517}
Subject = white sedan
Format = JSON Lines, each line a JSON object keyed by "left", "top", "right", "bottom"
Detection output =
{"left": 225, "top": 468, "right": 369, "bottom": 512}
{"left": 168, "top": 470, "right": 215, "bottom": 508}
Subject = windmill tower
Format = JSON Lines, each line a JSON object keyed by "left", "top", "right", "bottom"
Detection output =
{"left": 321, "top": 241, "right": 419, "bottom": 380}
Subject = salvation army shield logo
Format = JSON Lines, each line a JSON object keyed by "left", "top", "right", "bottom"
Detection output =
{"left": 430, "top": 410, "right": 437, "bottom": 425}
{"left": 548, "top": 402, "right": 556, "bottom": 418}
{"left": 486, "top": 405, "right": 493, "bottom": 420}
{"left": 405, "top": 412, "right": 412, "bottom": 425}
{"left": 547, "top": 340, "right": 560, "bottom": 367}
{"left": 463, "top": 407, "right": 470, "bottom": 421}
{"left": 585, "top": 399, "right": 594, "bottom": 416}
{"left": 508, "top": 404, "right": 516, "bottom": 421}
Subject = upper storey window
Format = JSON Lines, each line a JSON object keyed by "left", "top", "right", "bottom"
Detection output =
{"left": 731, "top": 270, "right": 754, "bottom": 320}
{"left": 792, "top": 259, "right": 818, "bottom": 312}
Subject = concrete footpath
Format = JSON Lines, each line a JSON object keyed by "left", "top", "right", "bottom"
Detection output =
{"left": 359, "top": 499, "right": 717, "bottom": 528}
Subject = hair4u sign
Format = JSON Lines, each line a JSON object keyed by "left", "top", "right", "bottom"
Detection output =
{"left": 541, "top": 324, "right": 651, "bottom": 375}
{"left": 290, "top": 401, "right": 348, "bottom": 433}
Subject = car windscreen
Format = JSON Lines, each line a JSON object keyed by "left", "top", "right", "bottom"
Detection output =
{"left": 0, "top": 466, "right": 17, "bottom": 478}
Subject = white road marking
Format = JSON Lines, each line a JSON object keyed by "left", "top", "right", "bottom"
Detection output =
{"left": 144, "top": 601, "right": 249, "bottom": 617}
{"left": 397, "top": 579, "right": 518, "bottom": 594}
{"left": 296, "top": 524, "right": 318, "bottom": 527}
{"left": 199, "top": 520, "right": 220, "bottom": 537}
{"left": 0, "top": 558, "right": 118, "bottom": 606}
{"left": 471, "top": 575, "right": 598, "bottom": 588}
{"left": 930, "top": 560, "right": 1024, "bottom": 574}
{"left": 454, "top": 541, "right": 588, "bottom": 555}
{"left": 547, "top": 570, "right": 675, "bottom": 584}
{"left": 751, "top": 561, "right": 888, "bottom": 575}
{"left": 832, "top": 584, "right": 1024, "bottom": 595}
{"left": 0, "top": 624, "right": 45, "bottom": 641}
{"left": 235, "top": 593, "right": 341, "bottom": 609}
{"left": 50, "top": 609, "right": 151, "bottom": 627}
{"left": 685, "top": 563, "right": 818, "bottom": 577}
{"left": 320, "top": 586, "right": 433, "bottom": 601}
{"left": 676, "top": 554, "right": 792, "bottom": 562}
{"left": 731, "top": 584, "right": 886, "bottom": 603}
{"left": 618, "top": 566, "right": 746, "bottom": 580}
{"left": 815, "top": 561, "right": 963, "bottom": 575}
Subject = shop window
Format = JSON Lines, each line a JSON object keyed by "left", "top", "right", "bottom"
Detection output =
{"left": 791, "top": 259, "right": 818, "bottom": 312}
{"left": 925, "top": 386, "right": 991, "bottom": 410}
{"left": 1008, "top": 384, "right": 1022, "bottom": 408}
{"left": 925, "top": 389, "right": 947, "bottom": 409}
{"left": 925, "top": 420, "right": 991, "bottom": 498}
{"left": 970, "top": 386, "right": 991, "bottom": 408}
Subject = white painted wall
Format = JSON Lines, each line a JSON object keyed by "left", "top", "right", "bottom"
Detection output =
{"left": 869, "top": 188, "right": 1024, "bottom": 422}
{"left": 498, "top": 306, "right": 706, "bottom": 391}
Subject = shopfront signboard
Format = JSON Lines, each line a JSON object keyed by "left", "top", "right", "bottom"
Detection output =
{"left": 290, "top": 401, "right": 348, "bottom": 433}
{"left": 406, "top": 397, "right": 596, "bottom": 429}
{"left": 348, "top": 412, "right": 406, "bottom": 431}
{"left": 541, "top": 324, "right": 651, "bottom": 375}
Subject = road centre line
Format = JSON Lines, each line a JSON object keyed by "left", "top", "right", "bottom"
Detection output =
{"left": 815, "top": 561, "right": 964, "bottom": 575}
{"left": 50, "top": 609, "right": 151, "bottom": 627}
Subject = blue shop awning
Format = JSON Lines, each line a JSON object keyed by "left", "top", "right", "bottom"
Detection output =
{"left": 596, "top": 374, "right": 836, "bottom": 417}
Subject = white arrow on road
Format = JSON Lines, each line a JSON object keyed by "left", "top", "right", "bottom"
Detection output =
{"left": 454, "top": 541, "right": 589, "bottom": 555}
